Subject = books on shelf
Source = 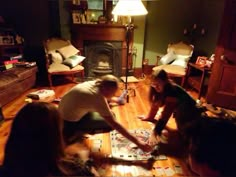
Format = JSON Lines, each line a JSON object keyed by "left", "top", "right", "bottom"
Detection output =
{"left": 0, "top": 63, "right": 14, "bottom": 71}
{"left": 0, "top": 61, "right": 37, "bottom": 72}
{"left": 4, "top": 63, "right": 13, "bottom": 70}
{"left": 3, "top": 59, "right": 18, "bottom": 65}
{"left": 2, "top": 54, "right": 23, "bottom": 61}
{"left": 15, "top": 61, "right": 36, "bottom": 67}
{"left": 27, "top": 89, "right": 55, "bottom": 100}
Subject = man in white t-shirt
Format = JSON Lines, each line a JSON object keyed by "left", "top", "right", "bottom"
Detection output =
{"left": 59, "top": 75, "right": 152, "bottom": 152}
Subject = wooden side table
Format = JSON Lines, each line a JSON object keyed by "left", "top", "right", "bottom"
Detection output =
{"left": 185, "top": 62, "right": 211, "bottom": 99}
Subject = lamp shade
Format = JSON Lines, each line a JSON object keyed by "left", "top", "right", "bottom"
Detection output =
{"left": 112, "top": 0, "right": 148, "bottom": 16}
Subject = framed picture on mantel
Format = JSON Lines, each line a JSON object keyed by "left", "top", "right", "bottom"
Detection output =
{"left": 72, "top": 11, "right": 80, "bottom": 24}
{"left": 87, "top": 0, "right": 103, "bottom": 10}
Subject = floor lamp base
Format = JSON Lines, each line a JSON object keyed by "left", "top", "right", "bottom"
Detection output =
{"left": 120, "top": 76, "right": 138, "bottom": 103}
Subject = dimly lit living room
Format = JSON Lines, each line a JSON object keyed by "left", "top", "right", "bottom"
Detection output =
{"left": 0, "top": 0, "right": 236, "bottom": 176}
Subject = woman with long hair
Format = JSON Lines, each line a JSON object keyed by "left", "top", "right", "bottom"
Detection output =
{"left": 138, "top": 69, "right": 202, "bottom": 145}
{"left": 0, "top": 102, "right": 99, "bottom": 177}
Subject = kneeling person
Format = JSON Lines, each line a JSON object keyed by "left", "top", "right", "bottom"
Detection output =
{"left": 59, "top": 74, "right": 152, "bottom": 152}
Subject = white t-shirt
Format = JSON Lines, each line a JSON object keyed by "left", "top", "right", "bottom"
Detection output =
{"left": 59, "top": 81, "right": 114, "bottom": 122}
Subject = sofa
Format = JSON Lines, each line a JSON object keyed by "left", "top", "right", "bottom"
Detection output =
{"left": 0, "top": 66, "right": 37, "bottom": 106}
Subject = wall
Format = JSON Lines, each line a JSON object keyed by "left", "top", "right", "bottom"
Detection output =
{"left": 144, "top": 0, "right": 224, "bottom": 65}
{"left": 59, "top": 0, "right": 71, "bottom": 39}
{"left": 131, "top": 1, "right": 147, "bottom": 69}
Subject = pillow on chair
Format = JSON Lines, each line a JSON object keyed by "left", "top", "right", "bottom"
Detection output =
{"left": 171, "top": 54, "right": 191, "bottom": 68}
{"left": 57, "top": 44, "right": 79, "bottom": 59}
{"left": 49, "top": 51, "right": 63, "bottom": 64}
{"left": 159, "top": 51, "right": 176, "bottom": 65}
{"left": 171, "top": 59, "right": 188, "bottom": 68}
{"left": 63, "top": 55, "right": 86, "bottom": 68}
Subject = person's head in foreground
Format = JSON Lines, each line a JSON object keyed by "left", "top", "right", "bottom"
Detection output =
{"left": 96, "top": 74, "right": 119, "bottom": 99}
{"left": 2, "top": 102, "right": 64, "bottom": 177}
{"left": 187, "top": 117, "right": 236, "bottom": 177}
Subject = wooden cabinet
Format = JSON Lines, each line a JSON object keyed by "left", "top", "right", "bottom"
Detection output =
{"left": 185, "top": 62, "right": 211, "bottom": 99}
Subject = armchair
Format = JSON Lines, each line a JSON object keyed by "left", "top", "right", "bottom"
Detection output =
{"left": 43, "top": 38, "right": 85, "bottom": 87}
{"left": 152, "top": 41, "right": 194, "bottom": 86}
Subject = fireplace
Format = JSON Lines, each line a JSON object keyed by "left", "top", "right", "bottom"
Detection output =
{"left": 71, "top": 24, "right": 134, "bottom": 78}
{"left": 84, "top": 41, "right": 122, "bottom": 77}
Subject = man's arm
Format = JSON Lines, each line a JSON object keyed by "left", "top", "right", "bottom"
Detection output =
{"left": 103, "top": 115, "right": 152, "bottom": 152}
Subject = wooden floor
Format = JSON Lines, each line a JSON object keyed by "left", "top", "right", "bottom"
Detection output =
{"left": 0, "top": 76, "right": 200, "bottom": 176}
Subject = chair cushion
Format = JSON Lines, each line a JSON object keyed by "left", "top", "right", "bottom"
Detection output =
{"left": 70, "top": 64, "right": 84, "bottom": 71}
{"left": 175, "top": 54, "right": 191, "bottom": 62}
{"left": 49, "top": 51, "right": 63, "bottom": 64}
{"left": 48, "top": 63, "right": 84, "bottom": 73}
{"left": 48, "top": 63, "right": 71, "bottom": 72}
{"left": 57, "top": 44, "right": 79, "bottom": 59}
{"left": 152, "top": 65, "right": 186, "bottom": 76}
{"left": 159, "top": 51, "right": 175, "bottom": 65}
{"left": 63, "top": 55, "right": 86, "bottom": 68}
{"left": 171, "top": 59, "right": 188, "bottom": 68}
{"left": 171, "top": 54, "right": 191, "bottom": 68}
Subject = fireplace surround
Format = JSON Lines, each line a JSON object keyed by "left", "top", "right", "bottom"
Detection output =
{"left": 71, "top": 24, "right": 133, "bottom": 77}
{"left": 84, "top": 41, "right": 122, "bottom": 77}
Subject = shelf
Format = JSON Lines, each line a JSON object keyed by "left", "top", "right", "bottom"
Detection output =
{"left": 185, "top": 62, "right": 211, "bottom": 99}
{"left": 188, "top": 76, "right": 201, "bottom": 90}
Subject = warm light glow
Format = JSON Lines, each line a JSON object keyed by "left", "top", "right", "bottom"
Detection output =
{"left": 112, "top": 0, "right": 148, "bottom": 16}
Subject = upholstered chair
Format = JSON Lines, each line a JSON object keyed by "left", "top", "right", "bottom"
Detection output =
{"left": 43, "top": 38, "right": 85, "bottom": 87}
{"left": 152, "top": 41, "right": 194, "bottom": 86}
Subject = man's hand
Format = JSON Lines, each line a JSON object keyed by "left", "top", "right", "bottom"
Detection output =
{"left": 137, "top": 141, "right": 153, "bottom": 152}
{"left": 147, "top": 132, "right": 161, "bottom": 147}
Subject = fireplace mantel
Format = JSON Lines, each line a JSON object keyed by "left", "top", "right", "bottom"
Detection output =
{"left": 71, "top": 24, "right": 134, "bottom": 75}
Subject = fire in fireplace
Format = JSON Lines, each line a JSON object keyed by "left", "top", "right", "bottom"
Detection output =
{"left": 83, "top": 41, "right": 122, "bottom": 78}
